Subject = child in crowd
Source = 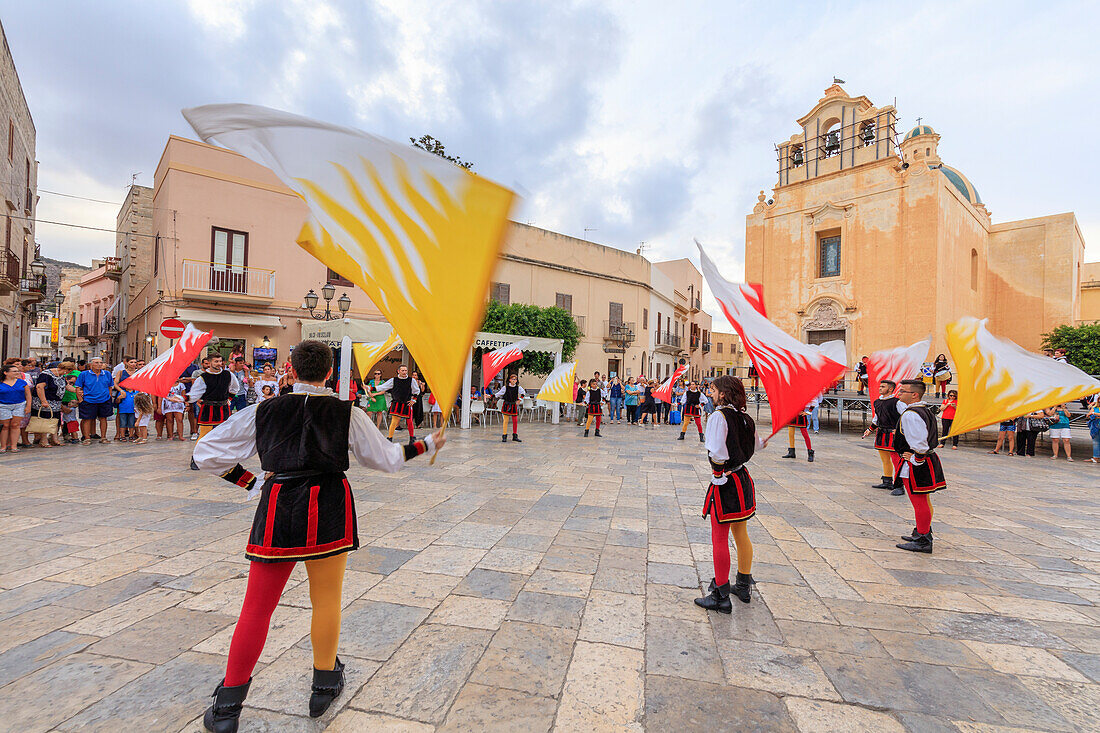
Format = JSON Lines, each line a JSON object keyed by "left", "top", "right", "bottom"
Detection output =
{"left": 260, "top": 385, "right": 276, "bottom": 401}
{"left": 133, "top": 393, "right": 154, "bottom": 444}
{"left": 61, "top": 370, "right": 81, "bottom": 444}
{"left": 117, "top": 378, "right": 136, "bottom": 441}
{"left": 161, "top": 380, "right": 187, "bottom": 441}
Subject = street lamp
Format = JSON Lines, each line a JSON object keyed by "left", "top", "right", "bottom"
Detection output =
{"left": 29, "top": 256, "right": 46, "bottom": 278}
{"left": 303, "top": 285, "right": 350, "bottom": 321}
{"left": 54, "top": 290, "right": 64, "bottom": 308}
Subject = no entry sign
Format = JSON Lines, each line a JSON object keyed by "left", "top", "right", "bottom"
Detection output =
{"left": 160, "top": 317, "right": 186, "bottom": 339}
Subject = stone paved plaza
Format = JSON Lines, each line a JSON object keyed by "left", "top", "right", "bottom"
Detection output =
{"left": 0, "top": 419, "right": 1098, "bottom": 732}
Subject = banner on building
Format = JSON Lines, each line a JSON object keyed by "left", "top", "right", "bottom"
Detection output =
{"left": 536, "top": 361, "right": 577, "bottom": 403}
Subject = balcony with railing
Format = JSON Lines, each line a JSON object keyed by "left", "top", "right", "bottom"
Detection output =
{"left": 603, "top": 321, "right": 636, "bottom": 354}
{"left": 690, "top": 334, "right": 700, "bottom": 351}
{"left": 572, "top": 314, "right": 586, "bottom": 336}
{"left": 702, "top": 341, "right": 711, "bottom": 354}
{"left": 19, "top": 275, "right": 46, "bottom": 303}
{"left": 181, "top": 259, "right": 276, "bottom": 303}
{"left": 77, "top": 322, "right": 91, "bottom": 339}
{"left": 101, "top": 316, "right": 120, "bottom": 335}
{"left": 692, "top": 296, "right": 701, "bottom": 312}
{"left": 654, "top": 330, "right": 683, "bottom": 354}
{"left": 0, "top": 249, "right": 17, "bottom": 295}
{"left": 103, "top": 256, "right": 123, "bottom": 281}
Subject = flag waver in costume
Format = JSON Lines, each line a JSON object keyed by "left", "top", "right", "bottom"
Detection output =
{"left": 867, "top": 338, "right": 930, "bottom": 404}
{"left": 944, "top": 317, "right": 1100, "bottom": 436}
{"left": 182, "top": 104, "right": 517, "bottom": 433}
{"left": 483, "top": 339, "right": 528, "bottom": 388}
{"left": 697, "top": 240, "right": 844, "bottom": 439}
{"left": 862, "top": 338, "right": 930, "bottom": 492}
{"left": 120, "top": 323, "right": 212, "bottom": 397}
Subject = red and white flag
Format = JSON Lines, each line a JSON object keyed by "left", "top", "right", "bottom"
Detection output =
{"left": 697, "top": 240, "right": 844, "bottom": 438}
{"left": 653, "top": 363, "right": 689, "bottom": 403}
{"left": 483, "top": 339, "right": 529, "bottom": 387}
{"left": 120, "top": 323, "right": 212, "bottom": 397}
{"left": 741, "top": 282, "right": 767, "bottom": 318}
{"left": 867, "top": 338, "right": 930, "bottom": 400}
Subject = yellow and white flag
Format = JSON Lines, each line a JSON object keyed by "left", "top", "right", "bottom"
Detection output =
{"left": 352, "top": 328, "right": 402, "bottom": 378}
{"left": 945, "top": 317, "right": 1100, "bottom": 436}
{"left": 182, "top": 104, "right": 516, "bottom": 424}
{"left": 537, "top": 362, "right": 577, "bottom": 403}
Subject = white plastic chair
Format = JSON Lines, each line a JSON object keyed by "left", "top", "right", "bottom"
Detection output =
{"left": 470, "top": 399, "right": 486, "bottom": 428}
{"left": 520, "top": 396, "right": 535, "bottom": 422}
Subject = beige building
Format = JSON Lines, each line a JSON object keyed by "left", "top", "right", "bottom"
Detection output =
{"left": 708, "top": 331, "right": 745, "bottom": 378}
{"left": 1079, "top": 262, "right": 1100, "bottom": 325}
{"left": 0, "top": 19, "right": 40, "bottom": 360}
{"left": 122, "top": 135, "right": 717, "bottom": 380}
{"left": 746, "top": 84, "right": 1094, "bottom": 364}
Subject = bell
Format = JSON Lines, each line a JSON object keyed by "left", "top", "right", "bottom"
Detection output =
{"left": 861, "top": 124, "right": 875, "bottom": 144}
{"left": 791, "top": 148, "right": 804, "bottom": 166}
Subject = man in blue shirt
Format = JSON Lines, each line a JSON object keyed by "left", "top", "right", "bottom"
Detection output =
{"left": 75, "top": 357, "right": 115, "bottom": 444}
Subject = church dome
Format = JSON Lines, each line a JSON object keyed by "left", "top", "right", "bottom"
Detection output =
{"left": 904, "top": 125, "right": 935, "bottom": 141}
{"left": 939, "top": 164, "right": 982, "bottom": 205}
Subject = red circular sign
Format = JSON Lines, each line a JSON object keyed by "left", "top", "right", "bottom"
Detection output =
{"left": 160, "top": 318, "right": 186, "bottom": 339}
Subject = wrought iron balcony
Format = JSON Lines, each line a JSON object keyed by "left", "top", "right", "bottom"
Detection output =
{"left": 77, "top": 322, "right": 91, "bottom": 338}
{"left": 101, "top": 316, "right": 120, "bottom": 335}
{"left": 572, "top": 314, "right": 585, "bottom": 336}
{"left": 692, "top": 297, "right": 701, "bottom": 312}
{"left": 702, "top": 341, "right": 712, "bottom": 354}
{"left": 0, "top": 249, "right": 17, "bottom": 295}
{"left": 603, "top": 320, "right": 636, "bottom": 345}
{"left": 19, "top": 275, "right": 46, "bottom": 303}
{"left": 181, "top": 259, "right": 275, "bottom": 301}
{"left": 103, "top": 256, "right": 123, "bottom": 280}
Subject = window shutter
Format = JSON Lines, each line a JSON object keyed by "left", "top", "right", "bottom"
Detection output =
{"left": 555, "top": 292, "right": 572, "bottom": 313}
{"left": 609, "top": 302, "right": 623, "bottom": 324}
{"left": 643, "top": 308, "right": 648, "bottom": 329}
{"left": 491, "top": 282, "right": 510, "bottom": 305}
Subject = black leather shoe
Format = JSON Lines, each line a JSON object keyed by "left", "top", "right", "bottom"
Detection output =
{"left": 309, "top": 658, "right": 345, "bottom": 718}
{"left": 594, "top": 429, "right": 601, "bottom": 437}
{"left": 872, "top": 476, "right": 893, "bottom": 489}
{"left": 203, "top": 678, "right": 251, "bottom": 733}
{"left": 677, "top": 433, "right": 685, "bottom": 440}
{"left": 699, "top": 433, "right": 705, "bottom": 443}
{"left": 731, "top": 572, "right": 753, "bottom": 603}
{"left": 890, "top": 486, "right": 906, "bottom": 496}
{"left": 807, "top": 449, "right": 815, "bottom": 463}
{"left": 901, "top": 527, "right": 933, "bottom": 542}
{"left": 512, "top": 433, "right": 521, "bottom": 442}
{"left": 896, "top": 533, "right": 933, "bottom": 553}
{"left": 190, "top": 457, "right": 200, "bottom": 471}
{"left": 502, "top": 434, "right": 508, "bottom": 443}
{"left": 781, "top": 448, "right": 796, "bottom": 459}
{"left": 584, "top": 429, "right": 589, "bottom": 437}
{"left": 694, "top": 582, "right": 732, "bottom": 613}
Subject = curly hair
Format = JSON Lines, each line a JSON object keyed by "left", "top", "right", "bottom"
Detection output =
{"left": 710, "top": 375, "right": 746, "bottom": 409}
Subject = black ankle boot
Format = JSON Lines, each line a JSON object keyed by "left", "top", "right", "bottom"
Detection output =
{"left": 890, "top": 481, "right": 906, "bottom": 496}
{"left": 512, "top": 433, "right": 521, "bottom": 442}
{"left": 203, "top": 678, "right": 251, "bottom": 733}
{"left": 781, "top": 448, "right": 796, "bottom": 459}
{"left": 502, "top": 434, "right": 508, "bottom": 443}
{"left": 872, "top": 476, "right": 893, "bottom": 489}
{"left": 584, "top": 429, "right": 589, "bottom": 437}
{"left": 594, "top": 429, "right": 601, "bottom": 437}
{"left": 694, "top": 582, "right": 732, "bottom": 614}
{"left": 191, "top": 457, "right": 200, "bottom": 470}
{"left": 901, "top": 527, "right": 933, "bottom": 542}
{"left": 677, "top": 432, "right": 685, "bottom": 440}
{"left": 896, "top": 532, "right": 933, "bottom": 554}
{"left": 309, "top": 658, "right": 345, "bottom": 718}
{"left": 731, "top": 572, "right": 753, "bottom": 604}
{"left": 699, "top": 433, "right": 705, "bottom": 443}
{"left": 807, "top": 449, "right": 815, "bottom": 462}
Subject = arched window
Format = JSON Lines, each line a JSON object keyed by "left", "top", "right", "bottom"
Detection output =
{"left": 970, "top": 249, "right": 978, "bottom": 291}
{"left": 859, "top": 121, "right": 875, "bottom": 147}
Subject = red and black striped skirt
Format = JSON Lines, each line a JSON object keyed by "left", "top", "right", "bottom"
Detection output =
{"left": 501, "top": 401, "right": 519, "bottom": 417}
{"left": 874, "top": 428, "right": 895, "bottom": 451}
{"left": 198, "top": 402, "right": 231, "bottom": 426}
{"left": 903, "top": 453, "right": 947, "bottom": 495}
{"left": 389, "top": 401, "right": 413, "bottom": 419}
{"left": 703, "top": 467, "right": 756, "bottom": 523}
{"left": 245, "top": 472, "right": 358, "bottom": 563}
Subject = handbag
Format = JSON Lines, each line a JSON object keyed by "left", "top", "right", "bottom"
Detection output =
{"left": 27, "top": 410, "right": 58, "bottom": 434}
{"left": 1031, "top": 417, "right": 1050, "bottom": 433}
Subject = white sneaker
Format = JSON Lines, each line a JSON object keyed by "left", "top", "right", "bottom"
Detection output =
{"left": 190, "top": 434, "right": 199, "bottom": 440}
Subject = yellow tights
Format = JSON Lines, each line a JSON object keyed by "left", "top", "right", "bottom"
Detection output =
{"left": 305, "top": 553, "right": 347, "bottom": 671}
{"left": 731, "top": 521, "right": 753, "bottom": 574}
{"left": 878, "top": 449, "right": 894, "bottom": 477}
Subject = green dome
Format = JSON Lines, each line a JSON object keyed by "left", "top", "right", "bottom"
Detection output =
{"left": 939, "top": 165, "right": 982, "bottom": 205}
{"left": 904, "top": 125, "right": 935, "bottom": 141}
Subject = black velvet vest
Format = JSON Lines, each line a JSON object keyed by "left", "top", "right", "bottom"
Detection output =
{"left": 504, "top": 384, "right": 519, "bottom": 403}
{"left": 873, "top": 396, "right": 902, "bottom": 431}
{"left": 199, "top": 371, "right": 233, "bottom": 402}
{"left": 390, "top": 376, "right": 412, "bottom": 403}
{"left": 256, "top": 393, "right": 352, "bottom": 473}
{"left": 893, "top": 404, "right": 938, "bottom": 456}
{"left": 684, "top": 390, "right": 701, "bottom": 407}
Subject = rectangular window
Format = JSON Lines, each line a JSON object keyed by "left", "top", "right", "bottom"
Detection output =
{"left": 490, "top": 282, "right": 510, "bottom": 304}
{"left": 327, "top": 268, "right": 354, "bottom": 287}
{"left": 555, "top": 292, "right": 572, "bottom": 313}
{"left": 717, "top": 342, "right": 723, "bottom": 354}
{"left": 642, "top": 308, "right": 648, "bottom": 330}
{"left": 210, "top": 226, "right": 248, "bottom": 293}
{"left": 656, "top": 312, "right": 662, "bottom": 338}
{"left": 153, "top": 234, "right": 160, "bottom": 276}
{"left": 4, "top": 216, "right": 9, "bottom": 252}
{"left": 609, "top": 301, "right": 623, "bottom": 325}
{"left": 7, "top": 120, "right": 12, "bottom": 161}
{"left": 819, "top": 234, "right": 841, "bottom": 277}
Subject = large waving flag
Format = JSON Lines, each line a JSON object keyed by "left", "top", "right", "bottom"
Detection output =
{"left": 697, "top": 240, "right": 844, "bottom": 438}
{"left": 741, "top": 283, "right": 767, "bottom": 318}
{"left": 536, "top": 361, "right": 577, "bottom": 403}
{"left": 867, "top": 338, "right": 930, "bottom": 399}
{"left": 120, "top": 324, "right": 211, "bottom": 398}
{"left": 945, "top": 317, "right": 1100, "bottom": 436}
{"left": 352, "top": 328, "right": 402, "bottom": 377}
{"left": 182, "top": 104, "right": 516, "bottom": 428}
{"left": 483, "top": 339, "right": 528, "bottom": 388}
{"left": 653, "top": 362, "right": 689, "bottom": 403}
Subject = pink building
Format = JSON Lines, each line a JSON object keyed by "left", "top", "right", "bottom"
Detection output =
{"left": 74, "top": 261, "right": 119, "bottom": 362}
{"left": 125, "top": 136, "right": 384, "bottom": 364}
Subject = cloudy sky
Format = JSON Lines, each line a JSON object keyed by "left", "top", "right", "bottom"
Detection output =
{"left": 5, "top": 0, "right": 1099, "bottom": 293}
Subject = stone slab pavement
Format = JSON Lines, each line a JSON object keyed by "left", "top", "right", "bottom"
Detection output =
{"left": 0, "top": 418, "right": 1097, "bottom": 731}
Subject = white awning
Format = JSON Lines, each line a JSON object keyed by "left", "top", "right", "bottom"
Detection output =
{"left": 475, "top": 332, "right": 563, "bottom": 355}
{"left": 299, "top": 318, "right": 398, "bottom": 347}
{"left": 175, "top": 308, "right": 284, "bottom": 329}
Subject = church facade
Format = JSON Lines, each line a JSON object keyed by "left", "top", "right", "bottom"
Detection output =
{"left": 745, "top": 84, "right": 1094, "bottom": 363}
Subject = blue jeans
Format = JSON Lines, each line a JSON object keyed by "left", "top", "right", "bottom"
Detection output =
{"left": 232, "top": 393, "right": 248, "bottom": 411}
{"left": 1092, "top": 426, "right": 1100, "bottom": 458}
{"left": 810, "top": 405, "right": 820, "bottom": 432}
{"left": 609, "top": 397, "right": 623, "bottom": 420}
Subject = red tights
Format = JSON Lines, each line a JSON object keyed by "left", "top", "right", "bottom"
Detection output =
{"left": 906, "top": 481, "right": 934, "bottom": 534}
{"left": 225, "top": 561, "right": 294, "bottom": 686}
{"left": 709, "top": 512, "right": 752, "bottom": 585}
{"left": 680, "top": 416, "right": 702, "bottom": 434}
